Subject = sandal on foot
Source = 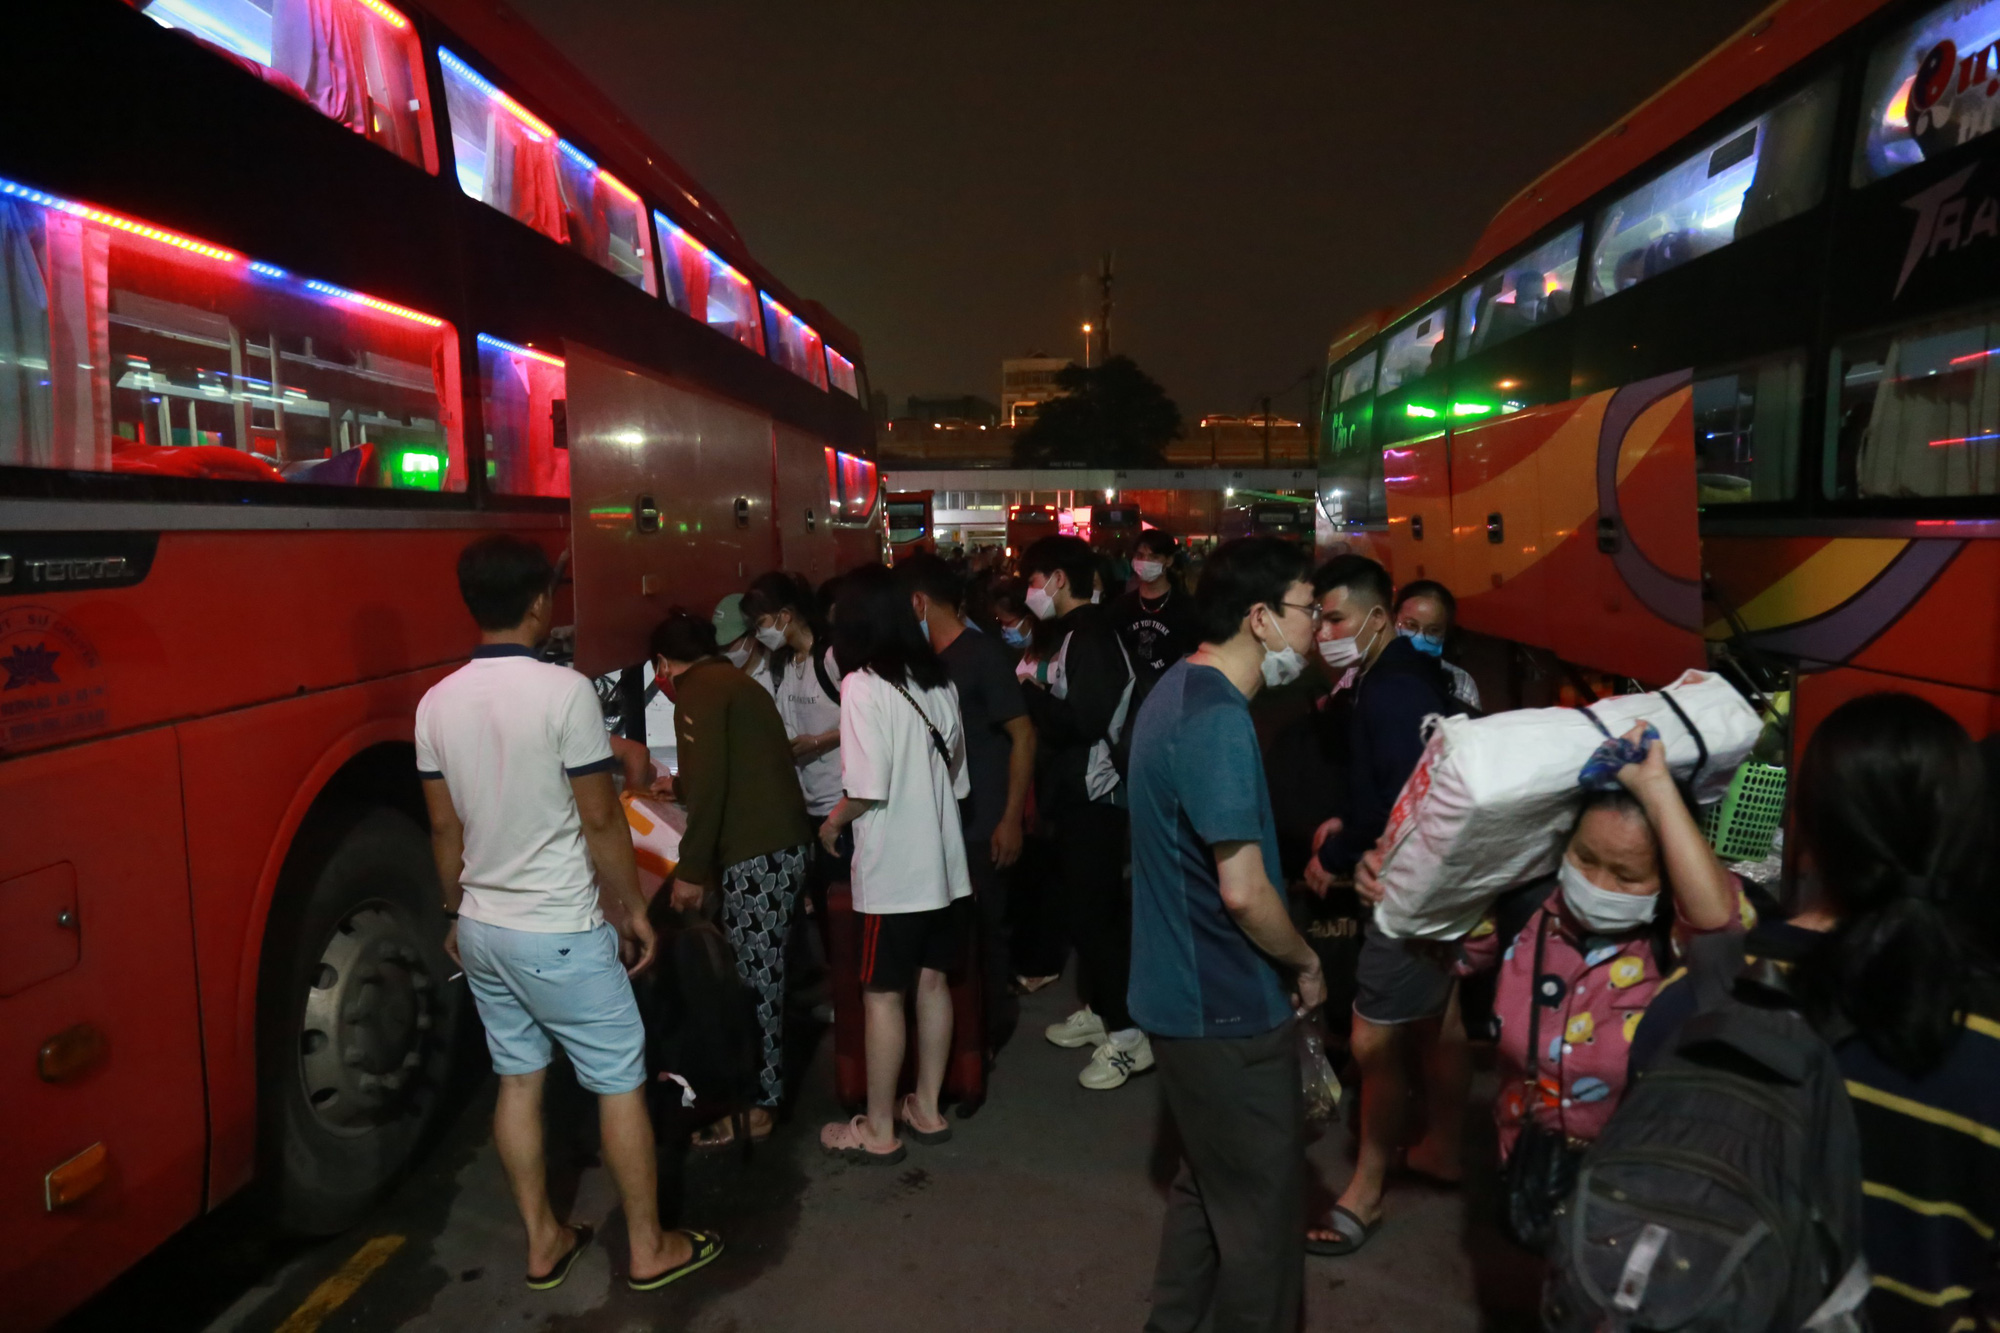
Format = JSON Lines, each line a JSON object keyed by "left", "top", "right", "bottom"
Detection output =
{"left": 525, "top": 1223, "right": 593, "bottom": 1290}
{"left": 819, "top": 1115, "right": 905, "bottom": 1165}
{"left": 896, "top": 1093, "right": 952, "bottom": 1146}
{"left": 628, "top": 1228, "right": 724, "bottom": 1292}
{"left": 1305, "top": 1205, "right": 1379, "bottom": 1257}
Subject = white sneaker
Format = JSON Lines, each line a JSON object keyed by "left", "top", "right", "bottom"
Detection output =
{"left": 1079, "top": 1034, "right": 1154, "bottom": 1089}
{"left": 1045, "top": 1007, "right": 1108, "bottom": 1049}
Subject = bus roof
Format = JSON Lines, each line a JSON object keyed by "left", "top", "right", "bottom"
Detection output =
{"left": 1327, "top": 0, "right": 1895, "bottom": 357}
{"left": 425, "top": 0, "right": 864, "bottom": 358}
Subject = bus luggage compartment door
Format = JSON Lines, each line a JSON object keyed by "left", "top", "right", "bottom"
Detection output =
{"left": 566, "top": 346, "right": 778, "bottom": 678}
{"left": 0, "top": 728, "right": 205, "bottom": 1328}
{"left": 1381, "top": 435, "right": 1453, "bottom": 589}
{"left": 1448, "top": 408, "right": 1551, "bottom": 652}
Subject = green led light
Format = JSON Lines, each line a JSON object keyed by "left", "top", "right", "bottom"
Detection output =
{"left": 1451, "top": 402, "right": 1495, "bottom": 417}
{"left": 393, "top": 449, "right": 444, "bottom": 491}
{"left": 1405, "top": 404, "right": 1438, "bottom": 419}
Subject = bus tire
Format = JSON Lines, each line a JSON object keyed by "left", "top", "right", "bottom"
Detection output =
{"left": 259, "top": 806, "right": 463, "bottom": 1235}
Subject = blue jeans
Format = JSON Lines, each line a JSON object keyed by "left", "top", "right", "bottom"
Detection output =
{"left": 458, "top": 917, "right": 646, "bottom": 1095}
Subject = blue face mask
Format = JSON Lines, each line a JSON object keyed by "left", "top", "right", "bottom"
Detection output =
{"left": 1001, "top": 624, "right": 1029, "bottom": 649}
{"left": 1399, "top": 625, "right": 1445, "bottom": 658}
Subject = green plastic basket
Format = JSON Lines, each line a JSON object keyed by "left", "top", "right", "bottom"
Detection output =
{"left": 1702, "top": 762, "right": 1788, "bottom": 862}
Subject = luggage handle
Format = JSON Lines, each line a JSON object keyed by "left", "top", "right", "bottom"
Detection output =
{"left": 1574, "top": 690, "right": 1709, "bottom": 788}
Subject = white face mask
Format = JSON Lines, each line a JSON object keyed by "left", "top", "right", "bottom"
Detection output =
{"left": 1090, "top": 588, "right": 1102, "bottom": 604}
{"left": 1257, "top": 612, "right": 1306, "bottom": 688}
{"left": 1558, "top": 855, "right": 1659, "bottom": 934}
{"left": 723, "top": 644, "right": 751, "bottom": 669}
{"left": 1132, "top": 558, "right": 1166, "bottom": 584}
{"left": 754, "top": 621, "right": 787, "bottom": 651}
{"left": 1025, "top": 583, "right": 1057, "bottom": 621}
{"left": 1316, "top": 607, "right": 1382, "bottom": 672}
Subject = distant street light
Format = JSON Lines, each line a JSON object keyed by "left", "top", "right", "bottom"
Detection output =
{"left": 1082, "top": 322, "right": 1093, "bottom": 368}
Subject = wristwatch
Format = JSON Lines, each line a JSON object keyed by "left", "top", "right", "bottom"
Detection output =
{"left": 442, "top": 909, "right": 459, "bottom": 920}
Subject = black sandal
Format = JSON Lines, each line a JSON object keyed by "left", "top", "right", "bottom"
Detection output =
{"left": 628, "top": 1228, "right": 725, "bottom": 1291}
{"left": 1305, "top": 1205, "right": 1379, "bottom": 1257}
{"left": 525, "top": 1223, "right": 593, "bottom": 1290}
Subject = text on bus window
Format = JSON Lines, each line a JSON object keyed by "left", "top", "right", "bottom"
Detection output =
{"left": 1589, "top": 76, "right": 1835, "bottom": 301}
{"left": 1855, "top": 0, "right": 2000, "bottom": 185}
{"left": 142, "top": 0, "right": 437, "bottom": 173}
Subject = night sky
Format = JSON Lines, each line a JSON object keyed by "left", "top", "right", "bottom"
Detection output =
{"left": 509, "top": 0, "right": 1772, "bottom": 421}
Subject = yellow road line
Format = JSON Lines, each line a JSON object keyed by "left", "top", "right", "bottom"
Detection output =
{"left": 273, "top": 1234, "right": 406, "bottom": 1333}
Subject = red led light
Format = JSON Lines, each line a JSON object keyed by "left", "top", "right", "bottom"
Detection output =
{"left": 76, "top": 205, "right": 239, "bottom": 262}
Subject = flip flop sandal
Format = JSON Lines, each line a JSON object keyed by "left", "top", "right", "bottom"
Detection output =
{"left": 819, "top": 1115, "right": 906, "bottom": 1165}
{"left": 1304, "top": 1205, "right": 1380, "bottom": 1257}
{"left": 896, "top": 1094, "right": 953, "bottom": 1146}
{"left": 628, "top": 1228, "right": 725, "bottom": 1292}
{"left": 525, "top": 1223, "right": 593, "bottom": 1290}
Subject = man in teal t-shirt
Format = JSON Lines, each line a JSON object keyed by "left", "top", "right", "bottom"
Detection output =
{"left": 1127, "top": 537, "right": 1326, "bottom": 1333}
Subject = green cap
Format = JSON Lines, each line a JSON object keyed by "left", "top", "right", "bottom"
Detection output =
{"left": 712, "top": 593, "right": 748, "bottom": 645}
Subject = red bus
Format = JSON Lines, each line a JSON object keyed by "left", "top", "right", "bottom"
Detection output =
{"left": 1320, "top": 0, "right": 2000, "bottom": 746}
{"left": 1006, "top": 502, "right": 1060, "bottom": 560}
{"left": 2, "top": 3, "right": 877, "bottom": 1325}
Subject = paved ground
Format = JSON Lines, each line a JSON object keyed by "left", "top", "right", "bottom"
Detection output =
{"left": 60, "top": 985, "right": 1539, "bottom": 1332}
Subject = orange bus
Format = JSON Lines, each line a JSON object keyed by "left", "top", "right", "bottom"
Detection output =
{"left": 1320, "top": 0, "right": 2000, "bottom": 745}
{"left": 2, "top": 2, "right": 877, "bottom": 1325}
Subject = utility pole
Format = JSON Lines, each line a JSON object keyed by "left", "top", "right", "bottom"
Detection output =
{"left": 1098, "top": 251, "right": 1114, "bottom": 361}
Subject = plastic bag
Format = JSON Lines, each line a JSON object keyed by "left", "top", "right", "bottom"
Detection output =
{"left": 1297, "top": 1016, "right": 1342, "bottom": 1122}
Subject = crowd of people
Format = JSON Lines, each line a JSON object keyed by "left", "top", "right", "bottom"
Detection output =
{"left": 415, "top": 529, "right": 2000, "bottom": 1332}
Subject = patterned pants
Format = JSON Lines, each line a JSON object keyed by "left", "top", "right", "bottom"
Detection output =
{"left": 719, "top": 844, "right": 810, "bottom": 1108}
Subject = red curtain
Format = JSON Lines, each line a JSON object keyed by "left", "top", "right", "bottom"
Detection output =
{"left": 270, "top": 0, "right": 368, "bottom": 136}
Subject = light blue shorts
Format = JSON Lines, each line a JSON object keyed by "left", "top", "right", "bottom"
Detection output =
{"left": 458, "top": 917, "right": 647, "bottom": 1095}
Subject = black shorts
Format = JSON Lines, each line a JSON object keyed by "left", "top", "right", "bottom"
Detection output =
{"left": 1352, "top": 922, "right": 1456, "bottom": 1026}
{"left": 858, "top": 896, "right": 972, "bottom": 992}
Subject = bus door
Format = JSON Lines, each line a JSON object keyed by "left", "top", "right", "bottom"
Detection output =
{"left": 1, "top": 729, "right": 205, "bottom": 1327}
{"left": 773, "top": 423, "right": 835, "bottom": 585}
{"left": 1449, "top": 407, "right": 1551, "bottom": 652}
{"left": 565, "top": 344, "right": 778, "bottom": 678}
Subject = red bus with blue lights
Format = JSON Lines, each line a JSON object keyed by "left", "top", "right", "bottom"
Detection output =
{"left": 2, "top": 2, "right": 877, "bottom": 1324}
{"left": 1320, "top": 0, "right": 2000, "bottom": 747}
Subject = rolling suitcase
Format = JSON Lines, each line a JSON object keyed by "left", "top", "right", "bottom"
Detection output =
{"left": 826, "top": 883, "right": 986, "bottom": 1116}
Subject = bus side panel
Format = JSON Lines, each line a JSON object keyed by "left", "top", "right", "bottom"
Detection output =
{"left": 1449, "top": 409, "right": 1555, "bottom": 650}
{"left": 1, "top": 729, "right": 205, "bottom": 1330}
{"left": 1381, "top": 436, "right": 1453, "bottom": 588}
{"left": 1847, "top": 540, "right": 1998, "bottom": 695}
{"left": 1795, "top": 665, "right": 2000, "bottom": 749}
{"left": 177, "top": 669, "right": 450, "bottom": 1205}
{"left": 773, "top": 425, "right": 835, "bottom": 585}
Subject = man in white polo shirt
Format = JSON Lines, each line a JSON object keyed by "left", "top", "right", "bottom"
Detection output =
{"left": 417, "top": 535, "right": 720, "bottom": 1294}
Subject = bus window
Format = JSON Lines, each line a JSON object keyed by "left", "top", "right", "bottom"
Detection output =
{"left": 655, "top": 211, "right": 764, "bottom": 352}
{"left": 826, "top": 347, "right": 859, "bottom": 398}
{"left": 140, "top": 0, "right": 436, "bottom": 173}
{"left": 1828, "top": 308, "right": 2000, "bottom": 500}
{"left": 1337, "top": 351, "right": 1378, "bottom": 403}
{"left": 1589, "top": 75, "right": 1836, "bottom": 301}
{"left": 1457, "top": 224, "right": 1581, "bottom": 358}
{"left": 1377, "top": 305, "right": 1449, "bottom": 394}
{"left": 477, "top": 334, "right": 567, "bottom": 497}
{"left": 1854, "top": 0, "right": 2000, "bottom": 185}
{"left": 439, "top": 48, "right": 567, "bottom": 247}
{"left": 553, "top": 143, "right": 656, "bottom": 295}
{"left": 0, "top": 176, "right": 462, "bottom": 489}
{"left": 826, "top": 448, "right": 878, "bottom": 522}
{"left": 761, "top": 295, "right": 827, "bottom": 389}
{"left": 1692, "top": 353, "right": 1803, "bottom": 504}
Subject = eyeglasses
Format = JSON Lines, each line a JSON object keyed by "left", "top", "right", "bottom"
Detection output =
{"left": 1276, "top": 600, "right": 1322, "bottom": 625}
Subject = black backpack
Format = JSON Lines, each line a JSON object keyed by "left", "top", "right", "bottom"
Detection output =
{"left": 1544, "top": 933, "right": 1870, "bottom": 1333}
{"left": 634, "top": 908, "right": 762, "bottom": 1148}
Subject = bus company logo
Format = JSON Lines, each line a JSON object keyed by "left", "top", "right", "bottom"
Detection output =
{"left": 0, "top": 550, "right": 134, "bottom": 589}
{"left": 1908, "top": 38, "right": 2000, "bottom": 149}
{"left": 1896, "top": 165, "right": 1992, "bottom": 297}
{"left": 0, "top": 605, "right": 108, "bottom": 746}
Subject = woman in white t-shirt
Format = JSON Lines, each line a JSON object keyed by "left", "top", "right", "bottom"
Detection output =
{"left": 741, "top": 573, "right": 842, "bottom": 816}
{"left": 817, "top": 563, "right": 971, "bottom": 1165}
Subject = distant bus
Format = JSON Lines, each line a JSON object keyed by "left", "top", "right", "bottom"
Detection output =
{"left": 1006, "top": 503, "right": 1059, "bottom": 559}
{"left": 1316, "top": 0, "right": 2000, "bottom": 750}
{"left": 886, "top": 490, "right": 935, "bottom": 561}
{"left": 1088, "top": 502, "right": 1144, "bottom": 556}
{"left": 1223, "top": 500, "right": 1313, "bottom": 544}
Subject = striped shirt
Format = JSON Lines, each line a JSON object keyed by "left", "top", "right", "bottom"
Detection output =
{"left": 1636, "top": 921, "right": 2000, "bottom": 1332}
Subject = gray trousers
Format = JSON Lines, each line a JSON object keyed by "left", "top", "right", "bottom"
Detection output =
{"left": 1146, "top": 1021, "right": 1304, "bottom": 1333}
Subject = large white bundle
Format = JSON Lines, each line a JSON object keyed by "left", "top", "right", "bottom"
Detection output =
{"left": 1373, "top": 670, "right": 1760, "bottom": 940}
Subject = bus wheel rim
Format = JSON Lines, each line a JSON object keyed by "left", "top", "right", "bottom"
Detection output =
{"left": 298, "top": 902, "right": 435, "bottom": 1136}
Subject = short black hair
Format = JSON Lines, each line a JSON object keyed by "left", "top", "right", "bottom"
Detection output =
{"left": 740, "top": 570, "right": 815, "bottom": 625}
{"left": 1134, "top": 528, "right": 1177, "bottom": 559}
{"left": 1021, "top": 534, "right": 1096, "bottom": 594}
{"left": 895, "top": 551, "right": 964, "bottom": 612}
{"left": 1394, "top": 578, "right": 1458, "bottom": 624}
{"left": 456, "top": 534, "right": 554, "bottom": 631}
{"left": 1313, "top": 553, "right": 1392, "bottom": 609}
{"left": 1192, "top": 537, "right": 1312, "bottom": 645}
{"left": 832, "top": 562, "right": 947, "bottom": 689}
{"left": 650, "top": 609, "right": 718, "bottom": 664}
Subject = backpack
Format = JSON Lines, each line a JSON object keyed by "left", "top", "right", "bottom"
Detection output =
{"left": 1543, "top": 933, "right": 1870, "bottom": 1333}
{"left": 1049, "top": 627, "right": 1135, "bottom": 802}
{"left": 634, "top": 908, "right": 762, "bottom": 1149}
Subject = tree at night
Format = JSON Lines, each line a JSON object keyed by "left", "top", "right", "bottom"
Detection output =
{"left": 1012, "top": 356, "right": 1183, "bottom": 469}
